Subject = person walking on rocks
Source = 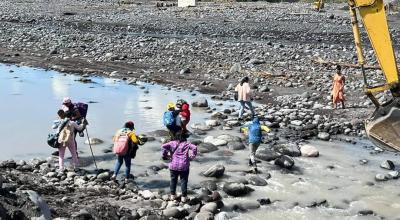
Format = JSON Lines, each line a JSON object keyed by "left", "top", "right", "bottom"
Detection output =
{"left": 61, "top": 97, "right": 88, "bottom": 155}
{"left": 161, "top": 132, "right": 197, "bottom": 203}
{"left": 331, "top": 65, "right": 345, "bottom": 109}
{"left": 54, "top": 109, "right": 88, "bottom": 172}
{"left": 111, "top": 121, "right": 140, "bottom": 182}
{"left": 247, "top": 117, "right": 263, "bottom": 172}
{"left": 163, "top": 102, "right": 182, "bottom": 139}
{"left": 235, "top": 76, "right": 255, "bottom": 120}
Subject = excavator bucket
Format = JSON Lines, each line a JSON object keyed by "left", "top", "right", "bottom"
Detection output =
{"left": 365, "top": 99, "right": 400, "bottom": 152}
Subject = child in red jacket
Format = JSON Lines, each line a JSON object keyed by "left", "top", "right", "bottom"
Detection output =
{"left": 180, "top": 103, "right": 191, "bottom": 132}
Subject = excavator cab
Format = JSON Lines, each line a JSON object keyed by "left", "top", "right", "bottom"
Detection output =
{"left": 347, "top": 0, "right": 400, "bottom": 152}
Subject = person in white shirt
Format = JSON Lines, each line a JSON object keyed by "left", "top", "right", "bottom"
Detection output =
{"left": 235, "top": 76, "right": 256, "bottom": 119}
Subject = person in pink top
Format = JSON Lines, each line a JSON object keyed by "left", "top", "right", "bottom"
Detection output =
{"left": 161, "top": 133, "right": 197, "bottom": 203}
{"left": 235, "top": 76, "right": 256, "bottom": 119}
{"left": 53, "top": 109, "right": 87, "bottom": 172}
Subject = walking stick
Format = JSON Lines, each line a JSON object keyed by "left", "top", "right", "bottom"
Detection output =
{"left": 85, "top": 128, "right": 98, "bottom": 171}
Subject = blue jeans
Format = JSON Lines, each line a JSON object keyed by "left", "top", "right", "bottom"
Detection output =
{"left": 239, "top": 101, "right": 255, "bottom": 118}
{"left": 114, "top": 153, "right": 132, "bottom": 178}
{"left": 170, "top": 170, "right": 189, "bottom": 197}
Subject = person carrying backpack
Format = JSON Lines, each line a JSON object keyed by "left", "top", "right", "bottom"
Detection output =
{"left": 163, "top": 102, "right": 182, "bottom": 139}
{"left": 61, "top": 97, "right": 82, "bottom": 121}
{"left": 53, "top": 110, "right": 88, "bottom": 172}
{"left": 61, "top": 97, "right": 89, "bottom": 153}
{"left": 111, "top": 121, "right": 140, "bottom": 182}
{"left": 247, "top": 117, "right": 263, "bottom": 172}
{"left": 161, "top": 132, "right": 197, "bottom": 203}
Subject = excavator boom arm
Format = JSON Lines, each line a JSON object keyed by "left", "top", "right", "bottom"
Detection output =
{"left": 351, "top": 0, "right": 399, "bottom": 92}
{"left": 349, "top": 0, "right": 400, "bottom": 151}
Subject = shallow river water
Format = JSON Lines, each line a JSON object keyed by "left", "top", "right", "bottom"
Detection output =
{"left": 1, "top": 64, "right": 400, "bottom": 220}
{"left": 0, "top": 63, "right": 224, "bottom": 160}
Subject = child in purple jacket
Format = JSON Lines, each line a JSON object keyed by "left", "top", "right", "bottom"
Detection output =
{"left": 161, "top": 133, "right": 197, "bottom": 203}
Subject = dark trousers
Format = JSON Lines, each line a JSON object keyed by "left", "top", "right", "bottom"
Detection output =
{"left": 167, "top": 125, "right": 182, "bottom": 139}
{"left": 170, "top": 169, "right": 189, "bottom": 197}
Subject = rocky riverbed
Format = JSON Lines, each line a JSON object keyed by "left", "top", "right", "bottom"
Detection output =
{"left": 1, "top": 96, "right": 400, "bottom": 219}
{"left": 1, "top": 0, "right": 400, "bottom": 219}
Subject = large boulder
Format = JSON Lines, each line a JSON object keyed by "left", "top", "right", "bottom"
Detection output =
{"left": 96, "top": 172, "right": 110, "bottom": 181}
{"left": 146, "top": 130, "right": 170, "bottom": 137}
{"left": 204, "top": 136, "right": 227, "bottom": 146}
{"left": 317, "top": 132, "right": 330, "bottom": 141}
{"left": 227, "top": 142, "right": 245, "bottom": 151}
{"left": 203, "top": 164, "right": 225, "bottom": 178}
{"left": 236, "top": 201, "right": 261, "bottom": 210}
{"left": 139, "top": 190, "right": 155, "bottom": 199}
{"left": 248, "top": 175, "right": 268, "bottom": 186}
{"left": 255, "top": 147, "right": 281, "bottom": 161}
{"left": 300, "top": 144, "right": 320, "bottom": 157}
{"left": 273, "top": 143, "right": 301, "bottom": 157}
{"left": 211, "top": 112, "right": 228, "bottom": 120}
{"left": 192, "top": 98, "right": 208, "bottom": 107}
{"left": 274, "top": 155, "right": 295, "bottom": 169}
{"left": 214, "top": 212, "right": 229, "bottom": 220}
{"left": 217, "top": 134, "right": 241, "bottom": 142}
{"left": 388, "top": 171, "right": 399, "bottom": 179}
{"left": 200, "top": 202, "right": 218, "bottom": 214}
{"left": 375, "top": 173, "right": 389, "bottom": 181}
{"left": 205, "top": 120, "right": 220, "bottom": 127}
{"left": 199, "top": 180, "right": 218, "bottom": 191}
{"left": 194, "top": 212, "right": 214, "bottom": 220}
{"left": 198, "top": 143, "right": 218, "bottom": 153}
{"left": 223, "top": 182, "right": 254, "bottom": 197}
{"left": 191, "top": 123, "right": 212, "bottom": 131}
{"left": 163, "top": 207, "right": 188, "bottom": 219}
{"left": 380, "top": 160, "right": 395, "bottom": 170}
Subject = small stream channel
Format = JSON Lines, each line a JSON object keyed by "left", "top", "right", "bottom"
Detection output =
{"left": 1, "top": 64, "right": 400, "bottom": 220}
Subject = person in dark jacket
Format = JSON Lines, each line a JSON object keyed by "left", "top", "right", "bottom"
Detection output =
{"left": 248, "top": 117, "right": 262, "bottom": 171}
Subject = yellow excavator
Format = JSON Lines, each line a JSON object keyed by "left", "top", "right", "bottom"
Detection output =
{"left": 315, "top": 0, "right": 400, "bottom": 152}
{"left": 314, "top": 0, "right": 324, "bottom": 11}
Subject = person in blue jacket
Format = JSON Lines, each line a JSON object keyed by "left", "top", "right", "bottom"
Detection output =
{"left": 248, "top": 117, "right": 263, "bottom": 171}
